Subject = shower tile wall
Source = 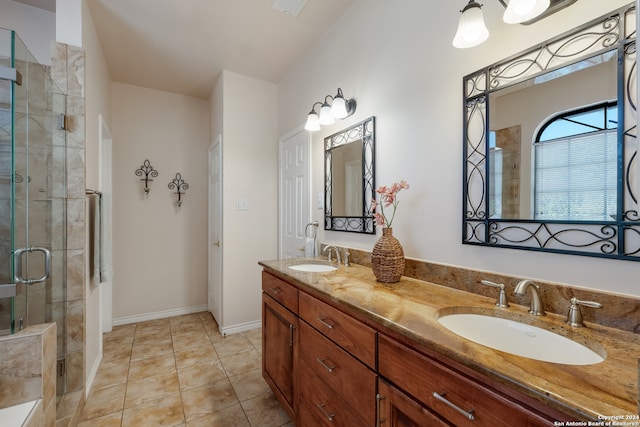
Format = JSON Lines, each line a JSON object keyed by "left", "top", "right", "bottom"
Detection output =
{"left": 51, "top": 41, "right": 86, "bottom": 396}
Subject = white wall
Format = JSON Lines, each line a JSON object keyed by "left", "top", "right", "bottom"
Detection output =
{"left": 82, "top": 0, "right": 111, "bottom": 396}
{"left": 210, "top": 70, "right": 278, "bottom": 331}
{"left": 278, "top": 0, "right": 639, "bottom": 297}
{"left": 0, "top": 0, "right": 55, "bottom": 65}
{"left": 111, "top": 83, "right": 210, "bottom": 322}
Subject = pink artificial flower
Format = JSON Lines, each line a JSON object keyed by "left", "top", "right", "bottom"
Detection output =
{"left": 370, "top": 180, "right": 409, "bottom": 228}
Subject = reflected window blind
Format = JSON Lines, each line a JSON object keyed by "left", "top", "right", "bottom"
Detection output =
{"left": 534, "top": 130, "right": 617, "bottom": 221}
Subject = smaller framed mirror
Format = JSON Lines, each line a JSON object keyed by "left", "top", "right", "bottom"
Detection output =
{"left": 324, "top": 116, "right": 376, "bottom": 234}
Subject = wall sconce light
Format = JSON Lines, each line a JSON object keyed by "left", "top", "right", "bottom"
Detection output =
{"left": 452, "top": 0, "right": 576, "bottom": 49}
{"left": 134, "top": 159, "right": 158, "bottom": 196}
{"left": 304, "top": 88, "right": 356, "bottom": 132}
{"left": 168, "top": 173, "right": 189, "bottom": 207}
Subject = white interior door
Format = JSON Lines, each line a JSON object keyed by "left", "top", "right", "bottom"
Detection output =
{"left": 279, "top": 128, "right": 311, "bottom": 259}
{"left": 208, "top": 136, "right": 223, "bottom": 327}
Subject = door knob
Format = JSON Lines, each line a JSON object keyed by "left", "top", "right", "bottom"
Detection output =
{"left": 213, "top": 241, "right": 220, "bottom": 247}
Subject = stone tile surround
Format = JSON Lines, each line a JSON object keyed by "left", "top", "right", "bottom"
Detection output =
{"left": 0, "top": 323, "right": 57, "bottom": 426}
{"left": 342, "top": 246, "right": 640, "bottom": 334}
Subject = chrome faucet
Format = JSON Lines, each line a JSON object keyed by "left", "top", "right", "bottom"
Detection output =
{"left": 514, "top": 279, "right": 545, "bottom": 316}
{"left": 323, "top": 245, "right": 341, "bottom": 265}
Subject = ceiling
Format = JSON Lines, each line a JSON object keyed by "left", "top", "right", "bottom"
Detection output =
{"left": 83, "top": 0, "right": 356, "bottom": 98}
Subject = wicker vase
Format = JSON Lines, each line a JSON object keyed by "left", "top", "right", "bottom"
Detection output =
{"left": 371, "top": 227, "right": 405, "bottom": 283}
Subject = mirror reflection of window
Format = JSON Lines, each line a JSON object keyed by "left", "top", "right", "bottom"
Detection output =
{"left": 533, "top": 102, "right": 618, "bottom": 221}
{"left": 489, "top": 50, "right": 618, "bottom": 221}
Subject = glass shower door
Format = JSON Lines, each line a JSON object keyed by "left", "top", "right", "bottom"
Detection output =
{"left": 0, "top": 29, "right": 18, "bottom": 335}
{"left": 0, "top": 29, "right": 66, "bottom": 348}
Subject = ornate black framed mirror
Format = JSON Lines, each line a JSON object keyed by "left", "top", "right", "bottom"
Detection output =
{"left": 462, "top": 3, "right": 639, "bottom": 260}
{"left": 324, "top": 116, "right": 375, "bottom": 233}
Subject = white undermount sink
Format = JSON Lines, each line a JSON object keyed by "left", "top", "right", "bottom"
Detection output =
{"left": 437, "top": 311, "right": 605, "bottom": 365}
{"left": 288, "top": 263, "right": 337, "bottom": 272}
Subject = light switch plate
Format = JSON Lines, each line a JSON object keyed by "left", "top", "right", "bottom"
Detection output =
{"left": 236, "top": 198, "right": 249, "bottom": 210}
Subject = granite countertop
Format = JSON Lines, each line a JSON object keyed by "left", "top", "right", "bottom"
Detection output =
{"left": 259, "top": 258, "right": 640, "bottom": 421}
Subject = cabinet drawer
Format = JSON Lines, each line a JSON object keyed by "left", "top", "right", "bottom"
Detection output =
{"left": 378, "top": 378, "right": 452, "bottom": 427}
{"left": 299, "top": 291, "right": 376, "bottom": 368}
{"left": 298, "top": 359, "right": 368, "bottom": 427}
{"left": 379, "top": 335, "right": 552, "bottom": 427}
{"left": 262, "top": 271, "right": 298, "bottom": 313}
{"left": 299, "top": 321, "right": 377, "bottom": 425}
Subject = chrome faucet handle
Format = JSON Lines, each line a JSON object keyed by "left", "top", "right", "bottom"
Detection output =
{"left": 323, "top": 245, "right": 341, "bottom": 265}
{"left": 480, "top": 280, "right": 510, "bottom": 308}
{"left": 566, "top": 297, "right": 602, "bottom": 327}
{"left": 343, "top": 249, "right": 350, "bottom": 267}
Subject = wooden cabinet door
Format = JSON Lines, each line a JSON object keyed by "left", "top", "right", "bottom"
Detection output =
{"left": 378, "top": 379, "right": 452, "bottom": 427}
{"left": 262, "top": 292, "right": 298, "bottom": 419}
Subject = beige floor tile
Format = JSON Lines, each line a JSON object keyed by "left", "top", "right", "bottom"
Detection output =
{"left": 212, "top": 334, "right": 254, "bottom": 358}
{"left": 80, "top": 314, "right": 283, "bottom": 427}
{"left": 136, "top": 318, "right": 170, "bottom": 330}
{"left": 241, "top": 392, "right": 291, "bottom": 427}
{"left": 186, "top": 403, "right": 250, "bottom": 427}
{"left": 128, "top": 353, "right": 176, "bottom": 382}
{"left": 80, "top": 383, "right": 126, "bottom": 421}
{"left": 133, "top": 329, "right": 173, "bottom": 345}
{"left": 130, "top": 338, "right": 174, "bottom": 361}
{"left": 76, "top": 411, "right": 123, "bottom": 427}
{"left": 92, "top": 363, "right": 130, "bottom": 391}
{"left": 170, "top": 313, "right": 205, "bottom": 330}
{"left": 181, "top": 378, "right": 239, "bottom": 422}
{"left": 220, "top": 349, "right": 261, "bottom": 377}
{"left": 102, "top": 339, "right": 133, "bottom": 357}
{"left": 103, "top": 332, "right": 134, "bottom": 348}
{"left": 105, "top": 324, "right": 136, "bottom": 340}
{"left": 229, "top": 368, "right": 271, "bottom": 402}
{"left": 100, "top": 346, "right": 132, "bottom": 369}
{"left": 125, "top": 370, "right": 181, "bottom": 408}
{"left": 177, "top": 358, "right": 227, "bottom": 391}
{"left": 122, "top": 393, "right": 185, "bottom": 427}
{"left": 174, "top": 344, "right": 218, "bottom": 370}
{"left": 172, "top": 330, "right": 212, "bottom": 350}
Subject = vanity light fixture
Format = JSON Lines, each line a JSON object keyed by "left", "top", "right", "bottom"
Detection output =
{"left": 453, "top": 0, "right": 576, "bottom": 49}
{"left": 304, "top": 88, "right": 356, "bottom": 132}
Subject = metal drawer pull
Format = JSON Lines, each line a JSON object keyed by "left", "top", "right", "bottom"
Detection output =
{"left": 289, "top": 324, "right": 295, "bottom": 347}
{"left": 316, "top": 403, "right": 335, "bottom": 422}
{"left": 268, "top": 287, "right": 281, "bottom": 294}
{"left": 317, "top": 317, "right": 335, "bottom": 329}
{"left": 376, "top": 393, "right": 385, "bottom": 426}
{"left": 316, "top": 357, "right": 336, "bottom": 373}
{"left": 433, "top": 392, "right": 475, "bottom": 421}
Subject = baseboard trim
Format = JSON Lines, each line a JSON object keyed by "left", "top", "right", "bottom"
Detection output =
{"left": 220, "top": 319, "right": 262, "bottom": 336}
{"left": 85, "top": 352, "right": 102, "bottom": 399}
{"left": 112, "top": 305, "right": 209, "bottom": 326}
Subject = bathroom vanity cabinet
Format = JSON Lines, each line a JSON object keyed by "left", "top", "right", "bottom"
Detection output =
{"left": 377, "top": 334, "right": 561, "bottom": 426}
{"left": 261, "top": 269, "right": 575, "bottom": 426}
{"left": 261, "top": 272, "right": 299, "bottom": 419}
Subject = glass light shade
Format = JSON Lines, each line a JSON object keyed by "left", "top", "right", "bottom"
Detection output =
{"left": 304, "top": 112, "right": 321, "bottom": 131}
{"left": 318, "top": 103, "right": 335, "bottom": 125}
{"left": 452, "top": 2, "right": 489, "bottom": 49}
{"left": 331, "top": 96, "right": 349, "bottom": 119}
{"left": 503, "top": 0, "right": 550, "bottom": 24}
